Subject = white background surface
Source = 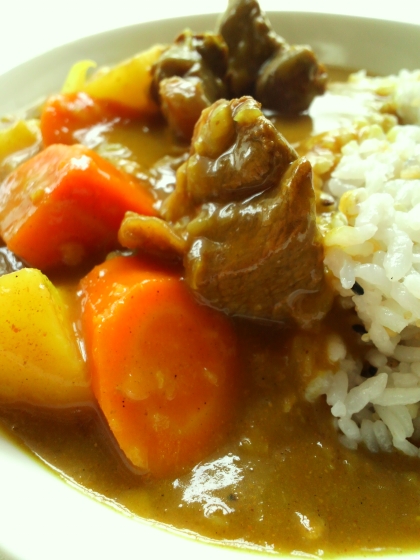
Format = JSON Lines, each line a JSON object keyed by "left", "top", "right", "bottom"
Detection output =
{"left": 1, "top": 0, "right": 420, "bottom": 76}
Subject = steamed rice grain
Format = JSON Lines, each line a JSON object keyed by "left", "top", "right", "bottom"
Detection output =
{"left": 307, "top": 69, "right": 420, "bottom": 458}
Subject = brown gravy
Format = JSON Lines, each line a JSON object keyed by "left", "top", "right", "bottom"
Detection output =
{"left": 1, "top": 306, "right": 420, "bottom": 556}
{"left": 1, "top": 67, "right": 419, "bottom": 557}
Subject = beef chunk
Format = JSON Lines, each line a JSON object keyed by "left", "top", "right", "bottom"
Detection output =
{"left": 118, "top": 212, "right": 186, "bottom": 259}
{"left": 218, "top": 0, "right": 327, "bottom": 114}
{"left": 184, "top": 157, "right": 325, "bottom": 324}
{"left": 151, "top": 0, "right": 327, "bottom": 139}
{"left": 119, "top": 96, "right": 328, "bottom": 325}
{"left": 256, "top": 45, "right": 328, "bottom": 115}
{"left": 217, "top": 0, "right": 282, "bottom": 96}
{"left": 151, "top": 30, "right": 228, "bottom": 139}
{"left": 162, "top": 96, "right": 297, "bottom": 220}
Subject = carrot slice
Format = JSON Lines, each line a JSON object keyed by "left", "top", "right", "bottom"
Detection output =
{"left": 80, "top": 255, "right": 240, "bottom": 478}
{"left": 40, "top": 92, "right": 136, "bottom": 146}
{"left": 0, "top": 144, "right": 157, "bottom": 269}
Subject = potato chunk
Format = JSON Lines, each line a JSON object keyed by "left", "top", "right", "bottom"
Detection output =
{"left": 61, "top": 45, "right": 166, "bottom": 115}
{"left": 0, "top": 268, "right": 90, "bottom": 406}
{"left": 0, "top": 119, "right": 41, "bottom": 164}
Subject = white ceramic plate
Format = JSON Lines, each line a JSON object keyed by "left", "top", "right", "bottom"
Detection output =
{"left": 1, "top": 11, "right": 420, "bottom": 560}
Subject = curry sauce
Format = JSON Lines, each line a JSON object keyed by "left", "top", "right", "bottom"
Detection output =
{"left": 1, "top": 70, "right": 420, "bottom": 556}
{"left": 1, "top": 304, "right": 420, "bottom": 557}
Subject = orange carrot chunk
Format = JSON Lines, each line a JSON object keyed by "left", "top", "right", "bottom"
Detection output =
{"left": 41, "top": 92, "right": 137, "bottom": 146}
{"left": 80, "top": 255, "right": 240, "bottom": 478}
{"left": 0, "top": 144, "right": 157, "bottom": 269}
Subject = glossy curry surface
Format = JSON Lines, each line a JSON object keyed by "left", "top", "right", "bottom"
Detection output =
{"left": 1, "top": 67, "right": 420, "bottom": 557}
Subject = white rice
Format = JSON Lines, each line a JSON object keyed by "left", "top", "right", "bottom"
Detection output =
{"left": 306, "top": 69, "right": 420, "bottom": 457}
{"left": 347, "top": 69, "right": 420, "bottom": 125}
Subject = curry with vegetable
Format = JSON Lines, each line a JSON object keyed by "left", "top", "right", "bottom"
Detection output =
{"left": 1, "top": 0, "right": 420, "bottom": 557}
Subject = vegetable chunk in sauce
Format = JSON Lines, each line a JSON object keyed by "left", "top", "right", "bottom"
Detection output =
{"left": 79, "top": 254, "right": 241, "bottom": 478}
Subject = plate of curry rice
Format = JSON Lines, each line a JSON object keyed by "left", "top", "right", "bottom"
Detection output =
{"left": 1, "top": 1, "right": 420, "bottom": 559}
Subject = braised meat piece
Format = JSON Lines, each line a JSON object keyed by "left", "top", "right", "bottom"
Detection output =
{"left": 256, "top": 45, "right": 328, "bottom": 115}
{"left": 151, "top": 30, "right": 228, "bottom": 139}
{"left": 151, "top": 0, "right": 327, "bottom": 137}
{"left": 217, "top": 0, "right": 282, "bottom": 96}
{"left": 184, "top": 157, "right": 325, "bottom": 324}
{"left": 157, "top": 77, "right": 211, "bottom": 140}
{"left": 161, "top": 96, "right": 297, "bottom": 220}
{"left": 118, "top": 212, "right": 186, "bottom": 259}
{"left": 119, "top": 96, "right": 328, "bottom": 325}
{"left": 218, "top": 0, "right": 327, "bottom": 114}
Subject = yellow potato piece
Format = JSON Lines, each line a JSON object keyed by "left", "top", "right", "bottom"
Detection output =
{"left": 0, "top": 268, "right": 91, "bottom": 407}
{"left": 61, "top": 60, "right": 97, "bottom": 94}
{"left": 0, "top": 119, "right": 41, "bottom": 166}
{"left": 62, "top": 45, "right": 166, "bottom": 115}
